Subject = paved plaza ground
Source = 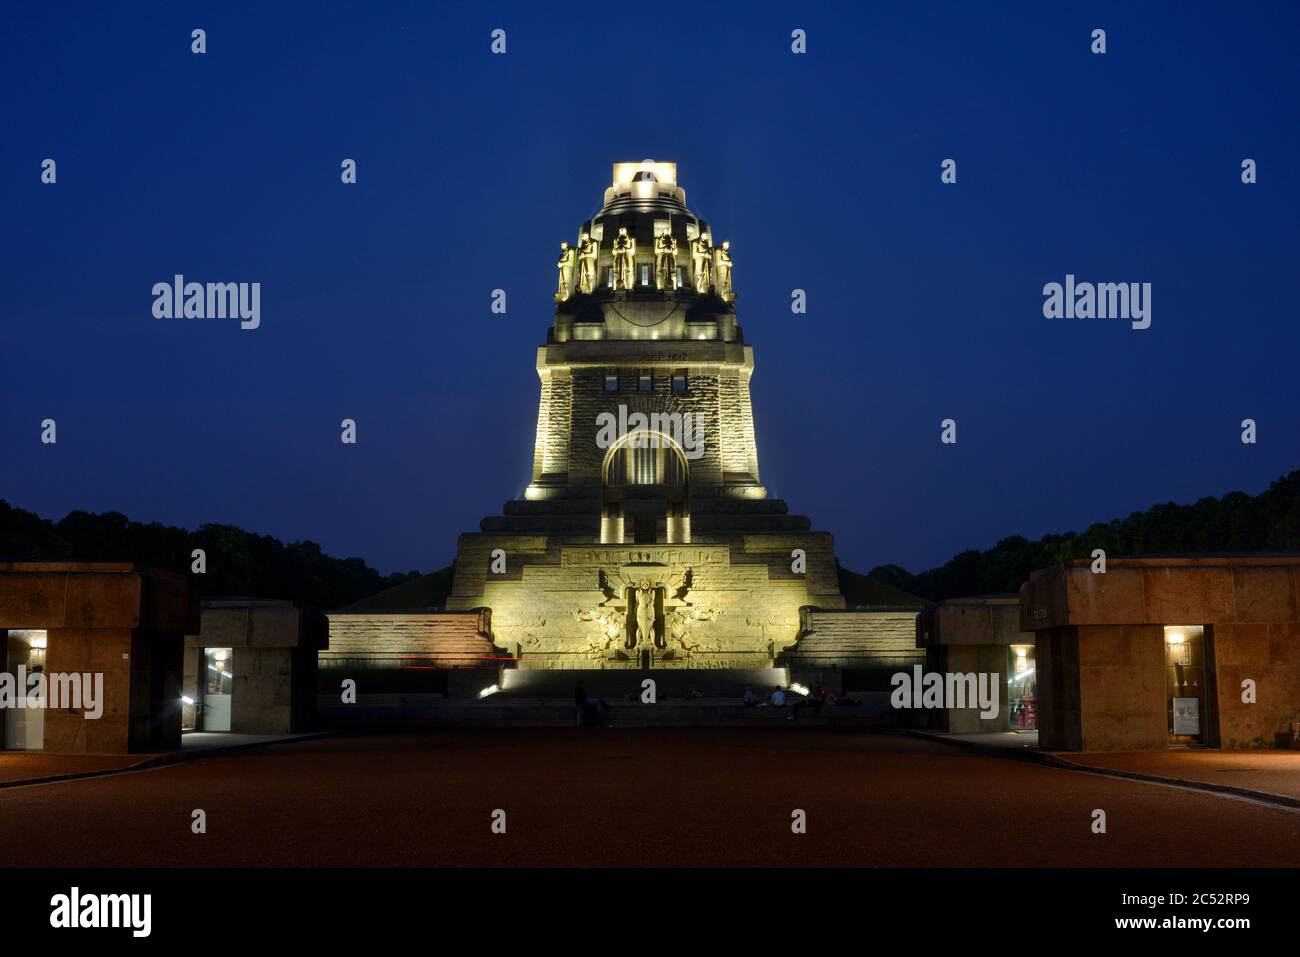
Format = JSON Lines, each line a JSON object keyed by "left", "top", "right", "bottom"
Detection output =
{"left": 0, "top": 730, "right": 1295, "bottom": 868}
{"left": 1064, "top": 749, "right": 1300, "bottom": 802}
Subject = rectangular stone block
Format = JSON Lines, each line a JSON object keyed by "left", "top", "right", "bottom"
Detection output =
{"left": 1065, "top": 567, "right": 1146, "bottom": 625}
{"left": 1077, "top": 624, "right": 1167, "bottom": 751}
{"left": 1213, "top": 623, "right": 1270, "bottom": 667}
{"left": 1019, "top": 571, "right": 1069, "bottom": 630}
{"left": 1142, "top": 567, "right": 1235, "bottom": 624}
{"left": 1232, "top": 568, "right": 1298, "bottom": 623}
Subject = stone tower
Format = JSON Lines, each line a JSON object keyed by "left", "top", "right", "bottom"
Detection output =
{"left": 447, "top": 161, "right": 846, "bottom": 668}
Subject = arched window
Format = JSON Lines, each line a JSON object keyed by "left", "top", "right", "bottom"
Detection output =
{"left": 603, "top": 432, "right": 688, "bottom": 487}
{"left": 601, "top": 430, "right": 691, "bottom": 543}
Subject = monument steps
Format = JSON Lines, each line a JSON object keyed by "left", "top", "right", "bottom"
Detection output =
{"left": 317, "top": 694, "right": 896, "bottom": 729}
{"left": 497, "top": 667, "right": 789, "bottom": 700}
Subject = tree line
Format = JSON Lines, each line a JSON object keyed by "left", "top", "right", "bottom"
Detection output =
{"left": 868, "top": 470, "right": 1300, "bottom": 601}
{"left": 0, "top": 500, "right": 420, "bottom": 609}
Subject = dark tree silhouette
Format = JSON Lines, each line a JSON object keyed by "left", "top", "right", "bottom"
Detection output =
{"left": 0, "top": 500, "right": 422, "bottom": 609}
{"left": 866, "top": 471, "right": 1300, "bottom": 601}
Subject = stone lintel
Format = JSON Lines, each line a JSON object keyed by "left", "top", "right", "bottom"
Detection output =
{"left": 540, "top": 340, "right": 752, "bottom": 370}
{"left": 1020, "top": 556, "right": 1300, "bottom": 630}
{"left": 918, "top": 597, "right": 1031, "bottom": 647}
{"left": 0, "top": 563, "right": 196, "bottom": 634}
{"left": 186, "top": 599, "right": 329, "bottom": 650}
{"left": 560, "top": 545, "right": 730, "bottom": 567}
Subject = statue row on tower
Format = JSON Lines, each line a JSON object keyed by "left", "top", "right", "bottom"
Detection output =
{"left": 556, "top": 231, "right": 733, "bottom": 301}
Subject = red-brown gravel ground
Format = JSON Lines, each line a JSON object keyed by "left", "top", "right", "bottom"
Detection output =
{"left": 0, "top": 752, "right": 145, "bottom": 784}
{"left": 0, "top": 730, "right": 1295, "bottom": 867}
{"left": 1063, "top": 749, "right": 1300, "bottom": 802}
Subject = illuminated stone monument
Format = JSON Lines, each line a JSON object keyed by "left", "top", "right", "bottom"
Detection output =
{"left": 445, "top": 162, "right": 847, "bottom": 669}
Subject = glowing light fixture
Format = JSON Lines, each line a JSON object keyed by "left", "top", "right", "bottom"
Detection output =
{"left": 478, "top": 684, "right": 500, "bottom": 699}
{"left": 790, "top": 682, "right": 810, "bottom": 696}
{"left": 180, "top": 695, "right": 195, "bottom": 705}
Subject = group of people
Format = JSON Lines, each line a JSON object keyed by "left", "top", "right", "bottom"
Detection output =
{"left": 573, "top": 679, "right": 857, "bottom": 726}
{"left": 574, "top": 680, "right": 611, "bottom": 728}
{"left": 743, "top": 684, "right": 859, "bottom": 720}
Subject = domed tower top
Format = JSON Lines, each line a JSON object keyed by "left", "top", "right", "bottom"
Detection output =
{"left": 552, "top": 161, "right": 738, "bottom": 342}
{"left": 600, "top": 160, "right": 690, "bottom": 213}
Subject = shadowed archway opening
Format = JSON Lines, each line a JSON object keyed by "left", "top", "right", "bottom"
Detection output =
{"left": 600, "top": 429, "right": 690, "bottom": 544}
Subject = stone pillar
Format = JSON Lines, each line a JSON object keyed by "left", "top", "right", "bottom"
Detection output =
{"left": 1034, "top": 627, "right": 1081, "bottom": 751}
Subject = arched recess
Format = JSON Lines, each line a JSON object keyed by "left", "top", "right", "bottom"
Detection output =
{"left": 600, "top": 429, "right": 690, "bottom": 544}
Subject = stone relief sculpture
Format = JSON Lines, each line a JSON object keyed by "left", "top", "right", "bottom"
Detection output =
{"left": 666, "top": 568, "right": 693, "bottom": 603}
{"left": 555, "top": 241, "right": 577, "bottom": 301}
{"left": 612, "top": 227, "right": 635, "bottom": 291}
{"left": 665, "top": 608, "right": 690, "bottom": 647}
{"left": 571, "top": 565, "right": 769, "bottom": 665}
{"left": 635, "top": 581, "right": 656, "bottom": 647}
{"left": 577, "top": 231, "right": 599, "bottom": 294}
{"left": 573, "top": 606, "right": 627, "bottom": 659}
{"left": 714, "top": 240, "right": 733, "bottom": 298}
{"left": 654, "top": 230, "right": 678, "bottom": 291}
{"left": 691, "top": 233, "right": 713, "bottom": 293}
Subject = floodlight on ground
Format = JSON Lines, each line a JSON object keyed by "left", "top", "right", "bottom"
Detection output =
{"left": 478, "top": 684, "right": 500, "bottom": 699}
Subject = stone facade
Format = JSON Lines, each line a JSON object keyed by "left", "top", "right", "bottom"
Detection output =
{"left": 917, "top": 597, "right": 1035, "bottom": 733}
{"left": 319, "top": 610, "right": 501, "bottom": 712}
{"left": 1021, "top": 557, "right": 1300, "bottom": 751}
{"left": 323, "top": 609, "right": 497, "bottom": 668}
{"left": 446, "top": 162, "right": 847, "bottom": 669}
{"left": 0, "top": 562, "right": 196, "bottom": 753}
{"left": 183, "top": 599, "right": 328, "bottom": 734}
{"left": 787, "top": 608, "right": 923, "bottom": 671}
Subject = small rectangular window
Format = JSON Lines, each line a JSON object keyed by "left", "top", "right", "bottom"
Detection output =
{"left": 675, "top": 266, "right": 684, "bottom": 289}
{"left": 605, "top": 267, "right": 614, "bottom": 289}
{"left": 604, "top": 375, "right": 619, "bottom": 393}
{"left": 638, "top": 374, "right": 652, "bottom": 393}
{"left": 672, "top": 374, "right": 687, "bottom": 395}
{"left": 640, "top": 264, "right": 650, "bottom": 286}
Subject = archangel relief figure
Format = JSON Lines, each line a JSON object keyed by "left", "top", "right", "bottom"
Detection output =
{"left": 691, "top": 233, "right": 713, "bottom": 293}
{"left": 612, "top": 227, "right": 635, "bottom": 291}
{"left": 577, "top": 231, "right": 599, "bottom": 294}
{"left": 654, "top": 230, "right": 678, "bottom": 291}
{"left": 634, "top": 580, "right": 657, "bottom": 648}
{"left": 555, "top": 241, "right": 577, "bottom": 301}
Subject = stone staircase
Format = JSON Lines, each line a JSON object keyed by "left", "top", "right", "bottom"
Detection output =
{"left": 317, "top": 694, "right": 896, "bottom": 729}
{"left": 496, "top": 667, "right": 789, "bottom": 701}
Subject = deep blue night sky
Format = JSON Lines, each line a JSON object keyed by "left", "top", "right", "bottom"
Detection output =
{"left": 2, "top": 1, "right": 1297, "bottom": 576}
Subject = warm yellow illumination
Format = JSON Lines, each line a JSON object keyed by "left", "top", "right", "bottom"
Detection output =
{"left": 525, "top": 484, "right": 562, "bottom": 501}
{"left": 612, "top": 160, "right": 677, "bottom": 187}
{"left": 11, "top": 629, "right": 47, "bottom": 648}
{"left": 1166, "top": 631, "right": 1185, "bottom": 644}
